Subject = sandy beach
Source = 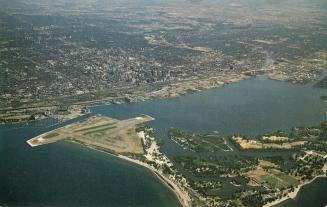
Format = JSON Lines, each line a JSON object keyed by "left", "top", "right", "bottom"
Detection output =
{"left": 117, "top": 155, "right": 191, "bottom": 207}
{"left": 69, "top": 141, "right": 191, "bottom": 207}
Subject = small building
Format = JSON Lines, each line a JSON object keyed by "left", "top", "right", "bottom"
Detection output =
{"left": 81, "top": 106, "right": 90, "bottom": 114}
{"left": 57, "top": 105, "right": 70, "bottom": 115}
{"left": 43, "top": 109, "right": 51, "bottom": 116}
{"left": 58, "top": 105, "right": 69, "bottom": 112}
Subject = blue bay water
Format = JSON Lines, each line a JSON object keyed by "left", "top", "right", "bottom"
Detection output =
{"left": 93, "top": 75, "right": 327, "bottom": 156}
{"left": 0, "top": 126, "right": 181, "bottom": 207}
{"left": 1, "top": 75, "right": 327, "bottom": 206}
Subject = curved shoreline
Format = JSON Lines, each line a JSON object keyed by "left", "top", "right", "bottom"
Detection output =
{"left": 69, "top": 141, "right": 191, "bottom": 207}
{"left": 117, "top": 155, "right": 191, "bottom": 207}
{"left": 264, "top": 175, "right": 327, "bottom": 207}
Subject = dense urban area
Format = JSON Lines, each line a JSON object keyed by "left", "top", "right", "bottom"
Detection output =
{"left": 1, "top": 0, "right": 327, "bottom": 123}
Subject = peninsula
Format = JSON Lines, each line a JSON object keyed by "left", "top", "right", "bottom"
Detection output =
{"left": 26, "top": 115, "right": 191, "bottom": 207}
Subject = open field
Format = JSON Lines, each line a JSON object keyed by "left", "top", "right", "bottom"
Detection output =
{"left": 168, "top": 128, "right": 231, "bottom": 152}
{"left": 258, "top": 160, "right": 279, "bottom": 169}
{"left": 246, "top": 168, "right": 299, "bottom": 189}
{"left": 232, "top": 136, "right": 307, "bottom": 150}
{"left": 27, "top": 115, "right": 154, "bottom": 154}
{"left": 262, "top": 136, "right": 290, "bottom": 142}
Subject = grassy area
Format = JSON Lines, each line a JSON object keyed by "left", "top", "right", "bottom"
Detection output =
{"left": 75, "top": 122, "right": 117, "bottom": 132}
{"left": 168, "top": 128, "right": 230, "bottom": 152}
{"left": 232, "top": 136, "right": 306, "bottom": 150}
{"left": 83, "top": 125, "right": 117, "bottom": 135}
{"left": 0, "top": 114, "right": 34, "bottom": 123}
{"left": 43, "top": 132, "right": 60, "bottom": 139}
{"left": 247, "top": 168, "right": 298, "bottom": 189}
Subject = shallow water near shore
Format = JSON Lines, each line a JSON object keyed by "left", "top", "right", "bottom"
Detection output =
{"left": 1, "top": 75, "right": 327, "bottom": 206}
